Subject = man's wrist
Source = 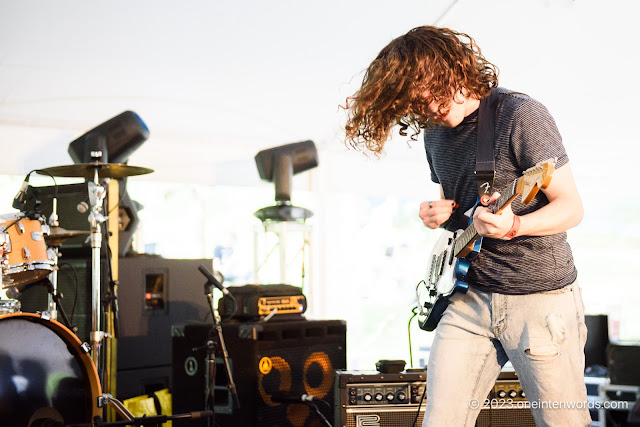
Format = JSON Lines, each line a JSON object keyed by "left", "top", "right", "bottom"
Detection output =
{"left": 502, "top": 215, "right": 520, "bottom": 240}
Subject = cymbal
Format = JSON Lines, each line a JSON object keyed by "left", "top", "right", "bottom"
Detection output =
{"left": 41, "top": 162, "right": 154, "bottom": 179}
{"left": 45, "top": 226, "right": 90, "bottom": 247}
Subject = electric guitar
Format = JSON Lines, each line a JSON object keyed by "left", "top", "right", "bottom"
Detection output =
{"left": 416, "top": 158, "right": 556, "bottom": 331}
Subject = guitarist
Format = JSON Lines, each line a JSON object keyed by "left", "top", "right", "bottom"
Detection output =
{"left": 344, "top": 26, "right": 590, "bottom": 426}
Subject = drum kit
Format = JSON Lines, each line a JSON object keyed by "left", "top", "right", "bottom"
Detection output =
{"left": 0, "top": 160, "right": 156, "bottom": 426}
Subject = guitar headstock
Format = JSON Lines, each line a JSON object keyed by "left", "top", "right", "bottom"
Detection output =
{"left": 518, "top": 158, "right": 556, "bottom": 205}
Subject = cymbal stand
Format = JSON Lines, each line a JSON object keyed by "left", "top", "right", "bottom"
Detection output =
{"left": 88, "top": 167, "right": 109, "bottom": 374}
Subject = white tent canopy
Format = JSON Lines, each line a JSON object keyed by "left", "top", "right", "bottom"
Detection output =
{"left": 2, "top": 0, "right": 637, "bottom": 189}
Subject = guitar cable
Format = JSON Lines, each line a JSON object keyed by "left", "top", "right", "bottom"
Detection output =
{"left": 409, "top": 291, "right": 427, "bottom": 426}
{"left": 408, "top": 305, "right": 419, "bottom": 368}
{"left": 412, "top": 377, "right": 427, "bottom": 427}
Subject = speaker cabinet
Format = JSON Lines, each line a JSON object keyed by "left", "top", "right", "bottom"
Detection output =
{"left": 17, "top": 253, "right": 96, "bottom": 344}
{"left": 116, "top": 257, "right": 212, "bottom": 399}
{"left": 476, "top": 371, "right": 535, "bottom": 427}
{"left": 607, "top": 343, "right": 640, "bottom": 386}
{"left": 476, "top": 407, "right": 535, "bottom": 427}
{"left": 172, "top": 319, "right": 347, "bottom": 427}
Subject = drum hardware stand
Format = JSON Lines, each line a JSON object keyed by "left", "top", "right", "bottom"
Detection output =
{"left": 47, "top": 195, "right": 60, "bottom": 320}
{"left": 88, "top": 167, "right": 109, "bottom": 375}
{"left": 0, "top": 242, "right": 17, "bottom": 313}
{"left": 197, "top": 265, "right": 241, "bottom": 425}
{"left": 97, "top": 394, "right": 135, "bottom": 422}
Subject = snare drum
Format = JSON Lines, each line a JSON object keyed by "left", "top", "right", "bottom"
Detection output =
{"left": 0, "top": 313, "right": 102, "bottom": 425}
{"left": 0, "top": 214, "right": 54, "bottom": 289}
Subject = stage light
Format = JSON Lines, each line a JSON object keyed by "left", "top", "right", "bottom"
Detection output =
{"left": 65, "top": 110, "right": 149, "bottom": 256}
{"left": 254, "top": 140, "right": 318, "bottom": 222}
{"left": 67, "top": 110, "right": 149, "bottom": 164}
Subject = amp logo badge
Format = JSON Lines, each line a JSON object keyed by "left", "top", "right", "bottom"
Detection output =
{"left": 356, "top": 414, "right": 380, "bottom": 427}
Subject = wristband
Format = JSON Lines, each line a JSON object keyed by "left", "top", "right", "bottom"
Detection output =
{"left": 502, "top": 215, "right": 520, "bottom": 240}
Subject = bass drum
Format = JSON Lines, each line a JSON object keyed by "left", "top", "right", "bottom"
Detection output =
{"left": 0, "top": 313, "right": 102, "bottom": 426}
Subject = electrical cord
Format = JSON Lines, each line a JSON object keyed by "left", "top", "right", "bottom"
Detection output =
{"left": 57, "top": 261, "right": 79, "bottom": 330}
{"left": 412, "top": 379, "right": 427, "bottom": 427}
{"left": 409, "top": 292, "right": 426, "bottom": 427}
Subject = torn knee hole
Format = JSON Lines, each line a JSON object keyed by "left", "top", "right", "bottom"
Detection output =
{"left": 525, "top": 348, "right": 559, "bottom": 358}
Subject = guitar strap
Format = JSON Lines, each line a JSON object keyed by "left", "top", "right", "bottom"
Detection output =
{"left": 475, "top": 88, "right": 501, "bottom": 206}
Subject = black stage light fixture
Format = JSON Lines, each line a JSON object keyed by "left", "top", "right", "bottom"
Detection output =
{"left": 67, "top": 110, "right": 149, "bottom": 164}
{"left": 254, "top": 140, "right": 318, "bottom": 222}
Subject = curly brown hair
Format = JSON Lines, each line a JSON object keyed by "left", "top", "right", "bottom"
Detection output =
{"left": 344, "top": 26, "right": 498, "bottom": 154}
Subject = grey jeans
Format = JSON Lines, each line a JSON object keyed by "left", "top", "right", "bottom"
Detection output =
{"left": 422, "top": 281, "right": 591, "bottom": 427}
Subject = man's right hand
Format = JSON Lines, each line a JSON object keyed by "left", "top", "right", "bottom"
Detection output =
{"left": 419, "top": 199, "right": 457, "bottom": 229}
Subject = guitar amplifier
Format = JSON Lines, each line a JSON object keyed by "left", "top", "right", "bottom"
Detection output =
{"left": 217, "top": 284, "right": 306, "bottom": 321}
{"left": 607, "top": 342, "right": 640, "bottom": 385}
{"left": 334, "top": 370, "right": 427, "bottom": 427}
{"left": 477, "top": 370, "right": 535, "bottom": 427}
{"left": 334, "top": 369, "right": 535, "bottom": 427}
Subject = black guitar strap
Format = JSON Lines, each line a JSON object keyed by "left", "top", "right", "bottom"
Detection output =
{"left": 476, "top": 88, "right": 501, "bottom": 205}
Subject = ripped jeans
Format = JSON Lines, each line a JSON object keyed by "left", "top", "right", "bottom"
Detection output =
{"left": 422, "top": 281, "right": 591, "bottom": 427}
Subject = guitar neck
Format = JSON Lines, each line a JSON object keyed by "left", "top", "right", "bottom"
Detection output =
{"left": 453, "top": 178, "right": 520, "bottom": 256}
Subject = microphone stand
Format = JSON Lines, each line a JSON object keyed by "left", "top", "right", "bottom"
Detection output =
{"left": 308, "top": 402, "right": 333, "bottom": 427}
{"left": 203, "top": 281, "right": 241, "bottom": 422}
{"left": 44, "top": 278, "right": 73, "bottom": 330}
{"left": 66, "top": 409, "right": 214, "bottom": 426}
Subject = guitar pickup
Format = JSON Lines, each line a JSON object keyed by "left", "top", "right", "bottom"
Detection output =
{"left": 438, "top": 252, "right": 447, "bottom": 275}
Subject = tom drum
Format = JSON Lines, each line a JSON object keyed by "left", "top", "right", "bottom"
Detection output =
{"left": 0, "top": 214, "right": 55, "bottom": 290}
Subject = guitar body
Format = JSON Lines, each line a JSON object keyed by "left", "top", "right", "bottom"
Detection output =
{"left": 417, "top": 229, "right": 480, "bottom": 331}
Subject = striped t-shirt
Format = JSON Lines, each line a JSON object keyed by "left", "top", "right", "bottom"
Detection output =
{"left": 423, "top": 87, "right": 577, "bottom": 294}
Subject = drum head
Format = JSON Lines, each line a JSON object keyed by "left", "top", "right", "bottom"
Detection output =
{"left": 0, "top": 314, "right": 101, "bottom": 425}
